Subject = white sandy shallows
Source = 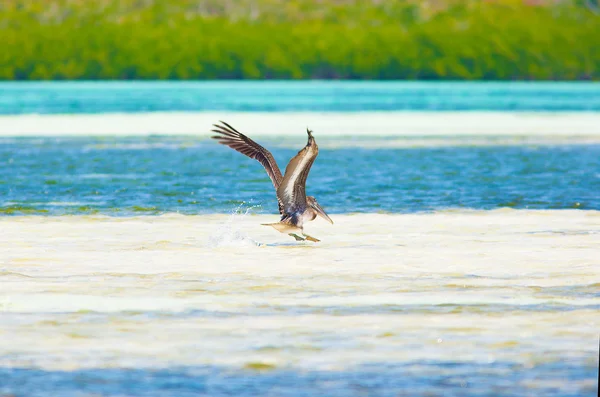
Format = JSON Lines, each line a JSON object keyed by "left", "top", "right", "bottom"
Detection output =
{"left": 0, "top": 210, "right": 598, "bottom": 382}
{"left": 2, "top": 111, "right": 600, "bottom": 139}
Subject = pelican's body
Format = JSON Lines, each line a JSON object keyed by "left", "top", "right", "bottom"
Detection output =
{"left": 211, "top": 121, "right": 333, "bottom": 242}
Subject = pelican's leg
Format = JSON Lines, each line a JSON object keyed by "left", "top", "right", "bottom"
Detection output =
{"left": 289, "top": 233, "right": 305, "bottom": 241}
{"left": 302, "top": 233, "right": 320, "bottom": 242}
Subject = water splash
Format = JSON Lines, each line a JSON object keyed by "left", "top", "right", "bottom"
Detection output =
{"left": 207, "top": 202, "right": 263, "bottom": 248}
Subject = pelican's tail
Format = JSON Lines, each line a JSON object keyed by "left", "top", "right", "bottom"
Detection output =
{"left": 262, "top": 222, "right": 302, "bottom": 234}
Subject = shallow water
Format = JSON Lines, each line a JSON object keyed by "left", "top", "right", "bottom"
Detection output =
{"left": 2, "top": 82, "right": 599, "bottom": 395}
{"left": 1, "top": 211, "right": 599, "bottom": 396}
{"left": 2, "top": 137, "right": 599, "bottom": 215}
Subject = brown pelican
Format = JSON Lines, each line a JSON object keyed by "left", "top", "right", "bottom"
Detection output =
{"left": 211, "top": 121, "right": 333, "bottom": 242}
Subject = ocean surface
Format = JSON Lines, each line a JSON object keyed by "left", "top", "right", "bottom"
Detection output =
{"left": 1, "top": 81, "right": 599, "bottom": 397}
{"left": 1, "top": 136, "right": 599, "bottom": 215}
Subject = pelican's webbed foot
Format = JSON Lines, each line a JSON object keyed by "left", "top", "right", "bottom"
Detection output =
{"left": 289, "top": 233, "right": 305, "bottom": 241}
{"left": 303, "top": 234, "right": 320, "bottom": 242}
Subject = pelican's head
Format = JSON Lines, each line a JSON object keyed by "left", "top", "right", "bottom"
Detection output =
{"left": 307, "top": 196, "right": 333, "bottom": 224}
{"left": 306, "top": 128, "right": 315, "bottom": 144}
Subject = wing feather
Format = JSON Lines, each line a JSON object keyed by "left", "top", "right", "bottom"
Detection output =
{"left": 276, "top": 132, "right": 318, "bottom": 214}
{"left": 211, "top": 121, "right": 283, "bottom": 189}
{"left": 212, "top": 121, "right": 284, "bottom": 213}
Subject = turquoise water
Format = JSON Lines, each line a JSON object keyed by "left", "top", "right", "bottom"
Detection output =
{"left": 1, "top": 81, "right": 599, "bottom": 114}
{"left": 1, "top": 137, "right": 599, "bottom": 215}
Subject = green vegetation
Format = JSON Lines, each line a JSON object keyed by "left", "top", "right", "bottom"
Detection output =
{"left": 1, "top": 0, "right": 598, "bottom": 80}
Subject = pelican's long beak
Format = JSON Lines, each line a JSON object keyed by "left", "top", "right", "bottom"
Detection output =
{"left": 312, "top": 202, "right": 333, "bottom": 224}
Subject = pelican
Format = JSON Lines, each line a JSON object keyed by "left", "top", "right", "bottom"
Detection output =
{"left": 211, "top": 121, "right": 333, "bottom": 242}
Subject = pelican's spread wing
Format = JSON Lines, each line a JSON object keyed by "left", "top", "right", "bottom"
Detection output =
{"left": 212, "top": 121, "right": 285, "bottom": 213}
{"left": 276, "top": 130, "right": 318, "bottom": 214}
{"left": 211, "top": 121, "right": 283, "bottom": 189}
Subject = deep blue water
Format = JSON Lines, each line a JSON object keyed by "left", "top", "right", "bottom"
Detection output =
{"left": 0, "top": 361, "right": 593, "bottom": 397}
{"left": 1, "top": 81, "right": 600, "bottom": 114}
{"left": 1, "top": 137, "right": 598, "bottom": 215}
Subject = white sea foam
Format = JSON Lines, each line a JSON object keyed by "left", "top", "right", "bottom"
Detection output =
{"left": 2, "top": 112, "right": 600, "bottom": 140}
{"left": 207, "top": 204, "right": 263, "bottom": 248}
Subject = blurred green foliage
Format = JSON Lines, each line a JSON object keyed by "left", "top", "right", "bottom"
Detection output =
{"left": 0, "top": 0, "right": 598, "bottom": 80}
